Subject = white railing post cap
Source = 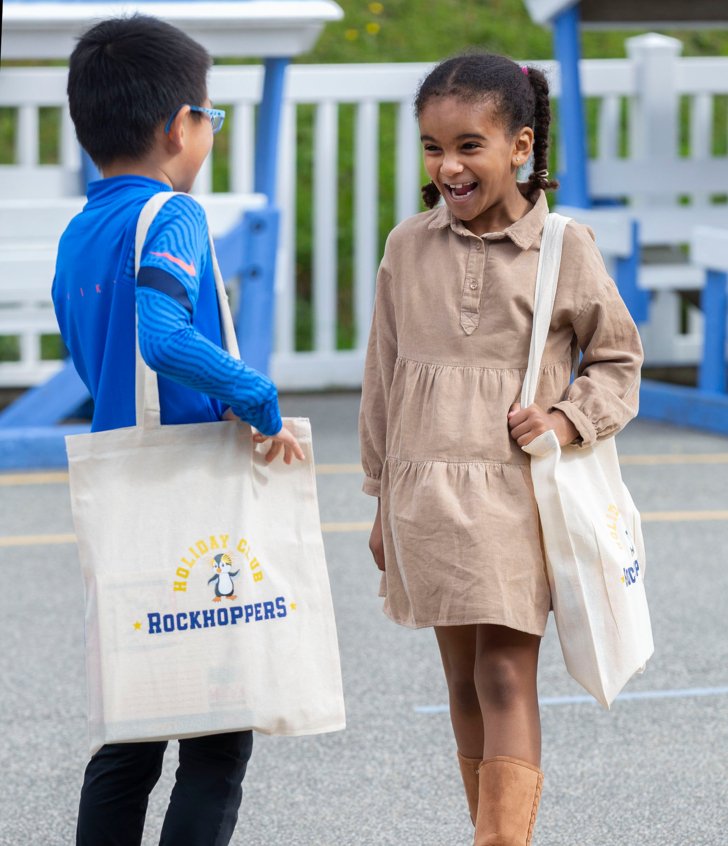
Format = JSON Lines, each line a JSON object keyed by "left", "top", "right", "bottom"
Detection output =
{"left": 626, "top": 32, "right": 684, "bottom": 57}
{"left": 691, "top": 226, "right": 728, "bottom": 274}
{"left": 524, "top": 0, "right": 578, "bottom": 26}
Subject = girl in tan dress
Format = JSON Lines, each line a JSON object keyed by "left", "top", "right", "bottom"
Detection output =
{"left": 359, "top": 53, "right": 643, "bottom": 845}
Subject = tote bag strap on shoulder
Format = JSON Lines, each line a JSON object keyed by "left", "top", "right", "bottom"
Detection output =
{"left": 520, "top": 212, "right": 572, "bottom": 409}
{"left": 133, "top": 192, "right": 240, "bottom": 429}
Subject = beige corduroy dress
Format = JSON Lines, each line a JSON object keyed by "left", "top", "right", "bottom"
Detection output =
{"left": 359, "top": 190, "right": 644, "bottom": 635}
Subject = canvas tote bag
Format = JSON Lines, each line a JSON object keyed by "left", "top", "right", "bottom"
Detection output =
{"left": 66, "top": 192, "right": 345, "bottom": 754}
{"left": 520, "top": 212, "right": 653, "bottom": 708}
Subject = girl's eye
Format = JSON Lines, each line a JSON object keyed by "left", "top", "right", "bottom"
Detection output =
{"left": 462, "top": 143, "right": 479, "bottom": 150}
{"left": 423, "top": 145, "right": 441, "bottom": 153}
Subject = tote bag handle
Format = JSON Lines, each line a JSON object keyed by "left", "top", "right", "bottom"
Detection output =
{"left": 520, "top": 212, "right": 572, "bottom": 409}
{"left": 133, "top": 192, "right": 241, "bottom": 429}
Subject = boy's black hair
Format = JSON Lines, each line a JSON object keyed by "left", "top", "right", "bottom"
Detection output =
{"left": 415, "top": 52, "right": 559, "bottom": 209}
{"left": 67, "top": 15, "right": 211, "bottom": 168}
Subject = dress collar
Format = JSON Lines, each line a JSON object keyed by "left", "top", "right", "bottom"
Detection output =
{"left": 426, "top": 187, "right": 549, "bottom": 251}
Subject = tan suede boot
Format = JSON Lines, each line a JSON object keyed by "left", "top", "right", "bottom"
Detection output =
{"left": 457, "top": 750, "right": 481, "bottom": 825}
{"left": 473, "top": 756, "right": 543, "bottom": 846}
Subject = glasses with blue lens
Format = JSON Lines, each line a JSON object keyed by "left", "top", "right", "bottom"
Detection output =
{"left": 164, "top": 105, "right": 226, "bottom": 135}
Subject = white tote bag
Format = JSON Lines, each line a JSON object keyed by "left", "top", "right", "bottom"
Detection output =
{"left": 521, "top": 213, "right": 653, "bottom": 708}
{"left": 66, "top": 192, "right": 346, "bottom": 754}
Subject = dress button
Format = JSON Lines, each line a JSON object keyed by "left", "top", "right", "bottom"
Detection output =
{"left": 470, "top": 282, "right": 478, "bottom": 290}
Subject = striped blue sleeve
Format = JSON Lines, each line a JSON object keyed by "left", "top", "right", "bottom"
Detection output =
{"left": 136, "top": 280, "right": 282, "bottom": 436}
{"left": 140, "top": 195, "right": 208, "bottom": 308}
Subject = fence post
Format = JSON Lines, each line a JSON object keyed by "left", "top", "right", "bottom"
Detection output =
{"left": 625, "top": 33, "right": 682, "bottom": 208}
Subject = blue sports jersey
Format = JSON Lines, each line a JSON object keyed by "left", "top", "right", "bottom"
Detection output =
{"left": 52, "top": 175, "right": 282, "bottom": 435}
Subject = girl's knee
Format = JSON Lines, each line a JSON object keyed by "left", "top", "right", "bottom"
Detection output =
{"left": 474, "top": 653, "right": 533, "bottom": 710}
{"left": 447, "top": 675, "right": 480, "bottom": 713}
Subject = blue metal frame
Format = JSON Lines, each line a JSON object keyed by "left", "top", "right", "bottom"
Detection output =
{"left": 640, "top": 266, "right": 728, "bottom": 434}
{"left": 235, "top": 56, "right": 290, "bottom": 371}
{"left": 0, "top": 360, "right": 88, "bottom": 427}
{"left": 553, "top": 4, "right": 590, "bottom": 209}
{"left": 698, "top": 270, "right": 728, "bottom": 394}
{"left": 254, "top": 58, "right": 289, "bottom": 202}
{"left": 614, "top": 220, "right": 649, "bottom": 324}
{"left": 640, "top": 380, "right": 728, "bottom": 434}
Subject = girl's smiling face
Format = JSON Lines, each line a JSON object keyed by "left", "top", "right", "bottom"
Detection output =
{"left": 419, "top": 96, "right": 534, "bottom": 235}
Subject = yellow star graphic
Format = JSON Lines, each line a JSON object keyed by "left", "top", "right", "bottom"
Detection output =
{"left": 290, "top": 602, "right": 297, "bottom": 611}
{"left": 133, "top": 621, "right": 142, "bottom": 631}
{"left": 620, "top": 576, "right": 625, "bottom": 583}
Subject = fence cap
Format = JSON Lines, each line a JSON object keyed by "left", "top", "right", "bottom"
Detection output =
{"left": 2, "top": 0, "right": 344, "bottom": 60}
{"left": 692, "top": 226, "right": 728, "bottom": 273}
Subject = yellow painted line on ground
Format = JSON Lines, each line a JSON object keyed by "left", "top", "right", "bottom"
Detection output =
{"left": 3, "top": 510, "right": 728, "bottom": 547}
{"left": 315, "top": 463, "right": 363, "bottom": 475}
{"left": 641, "top": 510, "right": 728, "bottom": 523}
{"left": 0, "top": 525, "right": 375, "bottom": 546}
{"left": 620, "top": 453, "right": 728, "bottom": 466}
{"left": 3, "top": 453, "right": 728, "bottom": 487}
{"left": 325, "top": 513, "right": 728, "bottom": 530}
{"left": 321, "top": 521, "right": 373, "bottom": 533}
{"left": 0, "top": 533, "right": 77, "bottom": 547}
{"left": 0, "top": 464, "right": 364, "bottom": 487}
{"left": 0, "top": 471, "right": 70, "bottom": 486}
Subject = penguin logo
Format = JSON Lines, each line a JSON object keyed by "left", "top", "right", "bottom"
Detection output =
{"left": 207, "top": 553, "right": 240, "bottom": 602}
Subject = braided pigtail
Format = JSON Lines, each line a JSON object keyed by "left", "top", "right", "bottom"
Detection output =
{"left": 421, "top": 181, "right": 442, "bottom": 209}
{"left": 522, "top": 66, "right": 559, "bottom": 200}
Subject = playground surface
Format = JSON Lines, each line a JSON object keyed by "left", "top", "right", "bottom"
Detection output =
{"left": 1, "top": 391, "right": 727, "bottom": 846}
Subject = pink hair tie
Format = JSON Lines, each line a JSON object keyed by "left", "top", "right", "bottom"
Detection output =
{"left": 521, "top": 66, "right": 529, "bottom": 75}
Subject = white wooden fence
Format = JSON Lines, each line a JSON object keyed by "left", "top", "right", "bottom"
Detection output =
{"left": 1, "top": 32, "right": 727, "bottom": 391}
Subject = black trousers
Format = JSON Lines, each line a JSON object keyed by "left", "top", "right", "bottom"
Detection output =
{"left": 76, "top": 731, "right": 253, "bottom": 846}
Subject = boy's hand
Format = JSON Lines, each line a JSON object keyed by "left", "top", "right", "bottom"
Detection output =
{"left": 507, "top": 402, "right": 579, "bottom": 448}
{"left": 252, "top": 421, "right": 305, "bottom": 464}
{"left": 369, "top": 500, "right": 386, "bottom": 572}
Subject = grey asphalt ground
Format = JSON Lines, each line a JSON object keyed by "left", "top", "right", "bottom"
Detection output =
{"left": 1, "top": 391, "right": 728, "bottom": 846}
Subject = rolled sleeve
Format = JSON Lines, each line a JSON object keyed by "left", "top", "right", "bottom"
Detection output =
{"left": 362, "top": 475, "right": 382, "bottom": 497}
{"left": 549, "top": 223, "right": 644, "bottom": 446}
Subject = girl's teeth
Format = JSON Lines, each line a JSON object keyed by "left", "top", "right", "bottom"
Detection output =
{"left": 449, "top": 182, "right": 477, "bottom": 197}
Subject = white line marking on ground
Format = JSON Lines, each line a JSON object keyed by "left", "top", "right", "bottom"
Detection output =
{"left": 414, "top": 685, "right": 728, "bottom": 713}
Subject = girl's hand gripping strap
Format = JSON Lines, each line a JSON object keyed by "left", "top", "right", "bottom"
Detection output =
{"left": 133, "top": 192, "right": 240, "bottom": 429}
{"left": 519, "top": 212, "right": 572, "bottom": 409}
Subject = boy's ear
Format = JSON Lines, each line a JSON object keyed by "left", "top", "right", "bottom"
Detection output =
{"left": 164, "top": 105, "right": 190, "bottom": 153}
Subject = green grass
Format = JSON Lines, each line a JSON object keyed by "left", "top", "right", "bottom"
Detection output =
{"left": 3, "top": 0, "right": 728, "bottom": 360}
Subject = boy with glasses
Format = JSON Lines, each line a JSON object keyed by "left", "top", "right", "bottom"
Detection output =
{"left": 54, "top": 14, "right": 302, "bottom": 845}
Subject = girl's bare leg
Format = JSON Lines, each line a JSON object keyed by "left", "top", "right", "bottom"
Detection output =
{"left": 474, "top": 624, "right": 542, "bottom": 766}
{"left": 434, "top": 625, "right": 483, "bottom": 758}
